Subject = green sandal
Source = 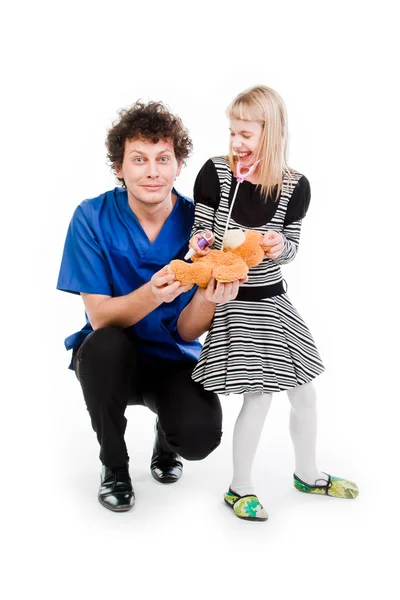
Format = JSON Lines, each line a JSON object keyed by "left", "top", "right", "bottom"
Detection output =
{"left": 224, "top": 488, "right": 268, "bottom": 521}
{"left": 293, "top": 473, "right": 359, "bottom": 499}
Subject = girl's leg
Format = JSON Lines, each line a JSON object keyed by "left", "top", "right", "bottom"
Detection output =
{"left": 230, "top": 392, "right": 273, "bottom": 496}
{"left": 286, "top": 381, "right": 327, "bottom": 484}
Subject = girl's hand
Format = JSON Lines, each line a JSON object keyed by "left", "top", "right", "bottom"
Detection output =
{"left": 151, "top": 266, "right": 193, "bottom": 303}
{"left": 261, "top": 230, "right": 284, "bottom": 259}
{"left": 188, "top": 231, "right": 214, "bottom": 257}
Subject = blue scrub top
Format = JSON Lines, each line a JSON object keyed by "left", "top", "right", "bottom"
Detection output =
{"left": 57, "top": 187, "right": 201, "bottom": 367}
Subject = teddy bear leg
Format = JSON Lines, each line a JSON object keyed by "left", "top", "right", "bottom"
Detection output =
{"left": 213, "top": 263, "right": 249, "bottom": 283}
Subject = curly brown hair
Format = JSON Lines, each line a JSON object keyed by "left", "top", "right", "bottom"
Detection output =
{"left": 106, "top": 100, "right": 193, "bottom": 187}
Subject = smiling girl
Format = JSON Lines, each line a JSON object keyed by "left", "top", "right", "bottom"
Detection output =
{"left": 188, "top": 85, "right": 358, "bottom": 521}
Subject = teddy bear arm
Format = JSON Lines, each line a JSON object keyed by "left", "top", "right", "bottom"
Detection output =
{"left": 169, "top": 259, "right": 212, "bottom": 288}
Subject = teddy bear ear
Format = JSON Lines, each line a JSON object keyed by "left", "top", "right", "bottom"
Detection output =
{"left": 223, "top": 228, "right": 246, "bottom": 250}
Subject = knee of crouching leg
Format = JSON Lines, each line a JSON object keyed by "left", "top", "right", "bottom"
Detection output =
{"left": 79, "top": 327, "right": 133, "bottom": 366}
{"left": 167, "top": 426, "right": 222, "bottom": 461}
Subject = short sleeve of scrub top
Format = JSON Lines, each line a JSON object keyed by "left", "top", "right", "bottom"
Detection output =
{"left": 57, "top": 202, "right": 113, "bottom": 296}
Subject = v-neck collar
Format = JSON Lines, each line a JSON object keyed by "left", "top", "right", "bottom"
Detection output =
{"left": 122, "top": 187, "right": 182, "bottom": 254}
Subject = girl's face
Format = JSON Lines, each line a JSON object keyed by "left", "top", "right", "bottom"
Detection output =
{"left": 229, "top": 119, "right": 263, "bottom": 166}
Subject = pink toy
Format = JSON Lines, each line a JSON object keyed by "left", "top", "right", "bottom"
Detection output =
{"left": 236, "top": 158, "right": 261, "bottom": 183}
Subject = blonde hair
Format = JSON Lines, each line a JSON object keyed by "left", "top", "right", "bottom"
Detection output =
{"left": 227, "top": 85, "right": 292, "bottom": 200}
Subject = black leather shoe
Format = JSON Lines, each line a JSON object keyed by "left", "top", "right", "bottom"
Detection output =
{"left": 151, "top": 422, "right": 183, "bottom": 484}
{"left": 98, "top": 463, "right": 135, "bottom": 512}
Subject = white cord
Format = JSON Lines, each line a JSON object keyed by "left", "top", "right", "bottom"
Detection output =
{"left": 221, "top": 180, "right": 241, "bottom": 250}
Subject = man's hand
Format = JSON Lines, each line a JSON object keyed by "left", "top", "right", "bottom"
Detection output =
{"left": 151, "top": 266, "right": 193, "bottom": 304}
{"left": 177, "top": 275, "right": 247, "bottom": 341}
{"left": 261, "top": 230, "right": 284, "bottom": 259}
{"left": 199, "top": 276, "right": 247, "bottom": 304}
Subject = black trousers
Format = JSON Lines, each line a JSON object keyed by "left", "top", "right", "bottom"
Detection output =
{"left": 72, "top": 327, "right": 222, "bottom": 469}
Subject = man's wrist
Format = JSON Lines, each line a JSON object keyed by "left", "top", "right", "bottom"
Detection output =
{"left": 195, "top": 286, "right": 217, "bottom": 307}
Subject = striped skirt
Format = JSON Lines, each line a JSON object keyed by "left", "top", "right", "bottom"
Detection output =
{"left": 192, "top": 293, "right": 325, "bottom": 394}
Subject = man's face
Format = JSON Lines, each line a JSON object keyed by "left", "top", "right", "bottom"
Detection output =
{"left": 116, "top": 138, "right": 182, "bottom": 208}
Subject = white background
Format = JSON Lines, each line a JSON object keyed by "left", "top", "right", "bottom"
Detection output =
{"left": 2, "top": 1, "right": 399, "bottom": 598}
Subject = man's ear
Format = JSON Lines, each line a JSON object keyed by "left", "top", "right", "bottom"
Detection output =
{"left": 114, "top": 163, "right": 122, "bottom": 178}
{"left": 176, "top": 161, "right": 183, "bottom": 178}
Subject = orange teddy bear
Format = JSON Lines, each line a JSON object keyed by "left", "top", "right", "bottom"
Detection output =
{"left": 169, "top": 229, "right": 268, "bottom": 288}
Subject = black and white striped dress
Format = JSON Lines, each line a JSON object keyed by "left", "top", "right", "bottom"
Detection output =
{"left": 191, "top": 156, "right": 325, "bottom": 394}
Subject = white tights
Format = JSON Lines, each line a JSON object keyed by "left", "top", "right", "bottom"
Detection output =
{"left": 230, "top": 381, "right": 328, "bottom": 496}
